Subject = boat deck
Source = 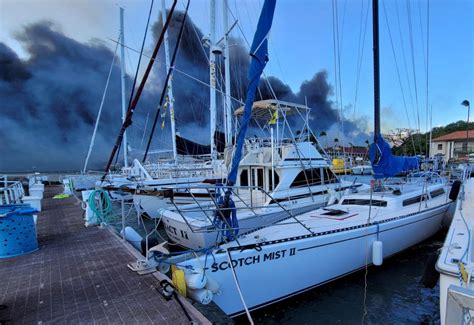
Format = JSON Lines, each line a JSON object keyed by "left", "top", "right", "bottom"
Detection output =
{"left": 233, "top": 185, "right": 451, "bottom": 246}
{"left": 437, "top": 177, "right": 474, "bottom": 274}
{"left": 0, "top": 186, "right": 209, "bottom": 324}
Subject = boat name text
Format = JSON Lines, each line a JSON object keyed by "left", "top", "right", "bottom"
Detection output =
{"left": 211, "top": 248, "right": 297, "bottom": 272}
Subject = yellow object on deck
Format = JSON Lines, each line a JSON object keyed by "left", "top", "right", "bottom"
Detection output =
{"left": 458, "top": 262, "right": 468, "bottom": 284}
{"left": 331, "top": 158, "right": 350, "bottom": 174}
{"left": 53, "top": 194, "right": 70, "bottom": 199}
{"left": 171, "top": 265, "right": 187, "bottom": 297}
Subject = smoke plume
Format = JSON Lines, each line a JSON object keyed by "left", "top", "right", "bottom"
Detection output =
{"left": 0, "top": 12, "right": 369, "bottom": 172}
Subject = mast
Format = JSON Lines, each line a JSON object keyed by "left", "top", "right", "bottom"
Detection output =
{"left": 209, "top": 0, "right": 217, "bottom": 162}
{"left": 120, "top": 7, "right": 129, "bottom": 167}
{"left": 102, "top": 0, "right": 177, "bottom": 180}
{"left": 161, "top": 0, "right": 177, "bottom": 162}
{"left": 429, "top": 105, "right": 433, "bottom": 157}
{"left": 372, "top": 0, "right": 380, "bottom": 141}
{"left": 223, "top": 0, "right": 232, "bottom": 147}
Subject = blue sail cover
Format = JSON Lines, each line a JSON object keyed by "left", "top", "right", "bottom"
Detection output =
{"left": 369, "top": 134, "right": 419, "bottom": 179}
{"left": 226, "top": 0, "right": 277, "bottom": 186}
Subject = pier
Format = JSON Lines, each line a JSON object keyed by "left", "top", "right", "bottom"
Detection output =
{"left": 0, "top": 186, "right": 210, "bottom": 324}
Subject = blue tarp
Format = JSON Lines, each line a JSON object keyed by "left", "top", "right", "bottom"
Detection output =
{"left": 227, "top": 0, "right": 277, "bottom": 186}
{"left": 369, "top": 134, "right": 419, "bottom": 179}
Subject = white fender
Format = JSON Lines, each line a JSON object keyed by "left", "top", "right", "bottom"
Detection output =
{"left": 185, "top": 268, "right": 207, "bottom": 290}
{"left": 372, "top": 240, "right": 383, "bottom": 266}
{"left": 120, "top": 227, "right": 143, "bottom": 251}
{"left": 187, "top": 288, "right": 213, "bottom": 305}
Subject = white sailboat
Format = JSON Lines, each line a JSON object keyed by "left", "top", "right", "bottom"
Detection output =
{"left": 76, "top": 2, "right": 227, "bottom": 217}
{"left": 153, "top": 0, "right": 458, "bottom": 318}
{"left": 164, "top": 179, "right": 453, "bottom": 316}
{"left": 437, "top": 167, "right": 473, "bottom": 325}
{"left": 130, "top": 0, "right": 232, "bottom": 218}
{"left": 160, "top": 100, "right": 368, "bottom": 249}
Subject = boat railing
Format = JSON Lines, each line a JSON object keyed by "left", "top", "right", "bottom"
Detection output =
{"left": 0, "top": 176, "right": 25, "bottom": 205}
{"left": 163, "top": 184, "right": 314, "bottom": 236}
{"left": 462, "top": 165, "right": 472, "bottom": 181}
{"left": 143, "top": 162, "right": 225, "bottom": 180}
{"left": 406, "top": 171, "right": 447, "bottom": 185}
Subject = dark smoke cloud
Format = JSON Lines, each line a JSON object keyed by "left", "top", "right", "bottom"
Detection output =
{"left": 153, "top": 12, "right": 368, "bottom": 140}
{"left": 1, "top": 12, "right": 369, "bottom": 172}
{"left": 0, "top": 21, "right": 127, "bottom": 172}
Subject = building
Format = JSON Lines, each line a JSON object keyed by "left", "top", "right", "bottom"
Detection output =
{"left": 430, "top": 130, "right": 474, "bottom": 160}
{"left": 324, "top": 146, "right": 369, "bottom": 160}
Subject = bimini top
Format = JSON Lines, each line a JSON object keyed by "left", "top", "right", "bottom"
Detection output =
{"left": 234, "top": 99, "right": 309, "bottom": 119}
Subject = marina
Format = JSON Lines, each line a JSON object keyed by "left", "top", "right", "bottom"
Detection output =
{"left": 0, "top": 185, "right": 209, "bottom": 324}
{"left": 1, "top": 0, "right": 473, "bottom": 323}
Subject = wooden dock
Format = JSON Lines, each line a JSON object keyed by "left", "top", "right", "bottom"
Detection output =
{"left": 0, "top": 186, "right": 210, "bottom": 324}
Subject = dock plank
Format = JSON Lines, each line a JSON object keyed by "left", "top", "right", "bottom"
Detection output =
{"left": 0, "top": 186, "right": 201, "bottom": 324}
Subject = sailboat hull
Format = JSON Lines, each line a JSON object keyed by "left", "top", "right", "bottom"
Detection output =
{"left": 163, "top": 199, "right": 328, "bottom": 249}
{"left": 178, "top": 202, "right": 450, "bottom": 316}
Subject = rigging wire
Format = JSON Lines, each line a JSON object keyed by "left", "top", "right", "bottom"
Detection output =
{"left": 335, "top": 0, "right": 347, "bottom": 156}
{"left": 352, "top": 0, "right": 370, "bottom": 120}
{"left": 381, "top": 0, "right": 416, "bottom": 154}
{"left": 115, "top": 1, "right": 154, "bottom": 167}
{"left": 395, "top": 1, "right": 418, "bottom": 151}
{"left": 108, "top": 39, "right": 245, "bottom": 109}
{"left": 83, "top": 36, "right": 120, "bottom": 173}
{"left": 406, "top": 0, "right": 423, "bottom": 154}
{"left": 101, "top": 0, "right": 177, "bottom": 179}
{"left": 331, "top": 0, "right": 340, "bottom": 151}
{"left": 140, "top": 111, "right": 151, "bottom": 150}
{"left": 143, "top": 0, "right": 191, "bottom": 162}
{"left": 127, "top": 0, "right": 155, "bottom": 119}
{"left": 425, "top": 0, "right": 430, "bottom": 155}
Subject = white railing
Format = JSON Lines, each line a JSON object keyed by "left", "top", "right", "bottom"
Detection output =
{"left": 0, "top": 176, "right": 25, "bottom": 205}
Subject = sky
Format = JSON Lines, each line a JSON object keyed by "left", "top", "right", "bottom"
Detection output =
{"left": 0, "top": 0, "right": 473, "bottom": 171}
{"left": 1, "top": 0, "right": 472, "bottom": 134}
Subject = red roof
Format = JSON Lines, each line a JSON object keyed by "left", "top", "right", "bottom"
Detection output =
{"left": 432, "top": 130, "right": 474, "bottom": 142}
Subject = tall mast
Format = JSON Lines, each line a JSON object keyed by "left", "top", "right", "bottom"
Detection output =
{"left": 102, "top": 0, "right": 177, "bottom": 179}
{"left": 372, "top": 0, "right": 380, "bottom": 141}
{"left": 120, "top": 7, "right": 128, "bottom": 167}
{"left": 209, "top": 0, "right": 217, "bottom": 162}
{"left": 223, "top": 0, "right": 232, "bottom": 147}
{"left": 161, "top": 0, "right": 177, "bottom": 162}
